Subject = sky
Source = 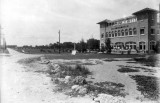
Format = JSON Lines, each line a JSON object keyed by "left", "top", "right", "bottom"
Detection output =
{"left": 0, "top": 0, "right": 159, "bottom": 46}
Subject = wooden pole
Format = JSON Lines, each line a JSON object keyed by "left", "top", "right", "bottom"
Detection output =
{"left": 59, "top": 30, "right": 60, "bottom": 54}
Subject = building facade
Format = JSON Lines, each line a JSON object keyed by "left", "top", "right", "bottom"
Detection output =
{"left": 98, "top": 8, "right": 160, "bottom": 53}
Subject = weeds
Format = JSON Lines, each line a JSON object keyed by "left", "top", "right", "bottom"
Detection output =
{"left": 134, "top": 55, "right": 159, "bottom": 67}
{"left": 18, "top": 57, "right": 40, "bottom": 65}
{"left": 130, "top": 75, "right": 159, "bottom": 100}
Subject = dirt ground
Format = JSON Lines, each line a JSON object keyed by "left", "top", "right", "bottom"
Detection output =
{"left": 1, "top": 49, "right": 92, "bottom": 103}
{"left": 1, "top": 49, "right": 160, "bottom": 103}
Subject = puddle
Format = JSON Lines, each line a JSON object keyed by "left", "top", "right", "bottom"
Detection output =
{"left": 129, "top": 75, "right": 160, "bottom": 100}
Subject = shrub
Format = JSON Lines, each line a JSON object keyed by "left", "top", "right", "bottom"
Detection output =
{"left": 50, "top": 64, "right": 91, "bottom": 78}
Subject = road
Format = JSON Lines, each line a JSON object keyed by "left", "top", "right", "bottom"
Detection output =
{"left": 1, "top": 49, "right": 92, "bottom": 103}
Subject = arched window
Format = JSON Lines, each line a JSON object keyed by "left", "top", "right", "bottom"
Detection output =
{"left": 115, "top": 31, "right": 117, "bottom": 37}
{"left": 125, "top": 29, "right": 128, "bottom": 36}
{"left": 129, "top": 28, "right": 132, "bottom": 35}
{"left": 112, "top": 31, "right": 114, "bottom": 37}
{"left": 126, "top": 42, "right": 136, "bottom": 49}
{"left": 121, "top": 29, "right": 124, "bottom": 36}
{"left": 133, "top": 28, "right": 137, "bottom": 35}
{"left": 118, "top": 30, "right": 121, "bottom": 36}
{"left": 150, "top": 41, "right": 156, "bottom": 50}
{"left": 115, "top": 42, "right": 124, "bottom": 49}
{"left": 105, "top": 32, "right": 108, "bottom": 37}
{"left": 139, "top": 41, "right": 145, "bottom": 50}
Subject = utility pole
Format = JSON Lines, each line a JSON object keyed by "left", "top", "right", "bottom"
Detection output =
{"left": 58, "top": 30, "right": 60, "bottom": 54}
{"left": 0, "top": 26, "right": 1, "bottom": 49}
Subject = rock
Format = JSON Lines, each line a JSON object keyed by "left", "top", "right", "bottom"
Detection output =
{"left": 40, "top": 60, "right": 50, "bottom": 64}
{"left": 73, "top": 76, "right": 87, "bottom": 85}
{"left": 93, "top": 94, "right": 126, "bottom": 103}
{"left": 71, "top": 85, "right": 80, "bottom": 90}
{"left": 58, "top": 78, "right": 65, "bottom": 83}
{"left": 53, "top": 64, "right": 60, "bottom": 70}
{"left": 64, "top": 76, "right": 72, "bottom": 84}
{"left": 108, "top": 97, "right": 126, "bottom": 103}
{"left": 71, "top": 85, "right": 88, "bottom": 95}
{"left": 40, "top": 57, "right": 50, "bottom": 64}
{"left": 94, "top": 94, "right": 113, "bottom": 103}
{"left": 78, "top": 87, "right": 87, "bottom": 94}
{"left": 50, "top": 64, "right": 61, "bottom": 74}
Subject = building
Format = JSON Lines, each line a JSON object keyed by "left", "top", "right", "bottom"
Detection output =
{"left": 0, "top": 25, "right": 7, "bottom": 53}
{"left": 97, "top": 7, "right": 160, "bottom": 53}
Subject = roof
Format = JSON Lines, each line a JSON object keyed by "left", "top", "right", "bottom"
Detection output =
{"left": 97, "top": 19, "right": 111, "bottom": 24}
{"left": 132, "top": 8, "right": 158, "bottom": 15}
{"left": 97, "top": 15, "right": 135, "bottom": 24}
{"left": 97, "top": 7, "right": 158, "bottom": 25}
{"left": 112, "top": 15, "right": 136, "bottom": 22}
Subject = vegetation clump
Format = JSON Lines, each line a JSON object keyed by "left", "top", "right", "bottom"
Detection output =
{"left": 130, "top": 75, "right": 159, "bottom": 100}
{"left": 134, "top": 55, "right": 159, "bottom": 67}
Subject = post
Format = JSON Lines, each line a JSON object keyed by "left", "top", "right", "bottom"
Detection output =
{"left": 58, "top": 30, "right": 60, "bottom": 54}
{"left": 0, "top": 26, "right": 1, "bottom": 49}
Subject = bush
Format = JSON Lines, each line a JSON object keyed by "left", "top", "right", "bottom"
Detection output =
{"left": 49, "top": 64, "right": 91, "bottom": 78}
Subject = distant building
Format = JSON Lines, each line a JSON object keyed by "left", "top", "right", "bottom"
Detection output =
{"left": 97, "top": 7, "right": 160, "bottom": 53}
{"left": 0, "top": 25, "right": 7, "bottom": 51}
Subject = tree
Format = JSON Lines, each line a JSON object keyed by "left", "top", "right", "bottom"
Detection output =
{"left": 153, "top": 40, "right": 160, "bottom": 53}
{"left": 76, "top": 39, "right": 87, "bottom": 53}
{"left": 87, "top": 38, "right": 100, "bottom": 51}
{"left": 105, "top": 38, "right": 112, "bottom": 53}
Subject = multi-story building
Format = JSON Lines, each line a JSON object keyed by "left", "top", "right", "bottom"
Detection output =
{"left": 97, "top": 8, "right": 160, "bottom": 53}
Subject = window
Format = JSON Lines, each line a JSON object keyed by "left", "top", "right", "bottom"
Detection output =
{"left": 133, "top": 28, "right": 137, "bottom": 35}
{"left": 151, "top": 14, "right": 154, "bottom": 20}
{"left": 157, "top": 30, "right": 160, "bottom": 35}
{"left": 121, "top": 30, "right": 124, "bottom": 36}
{"left": 125, "top": 29, "right": 128, "bottom": 36}
{"left": 106, "top": 32, "right": 108, "bottom": 37}
{"left": 151, "top": 29, "right": 155, "bottom": 35}
{"left": 112, "top": 31, "right": 114, "bottom": 37}
{"left": 126, "top": 42, "right": 136, "bottom": 49}
{"left": 109, "top": 32, "right": 111, "bottom": 37}
{"left": 115, "top": 42, "right": 124, "bottom": 49}
{"left": 115, "top": 31, "right": 117, "bottom": 37}
{"left": 118, "top": 30, "right": 121, "bottom": 36}
{"left": 140, "top": 28, "right": 145, "bottom": 35}
{"left": 129, "top": 28, "right": 132, "bottom": 35}
{"left": 150, "top": 41, "right": 156, "bottom": 50}
{"left": 139, "top": 42, "right": 145, "bottom": 50}
{"left": 101, "top": 33, "right": 104, "bottom": 38}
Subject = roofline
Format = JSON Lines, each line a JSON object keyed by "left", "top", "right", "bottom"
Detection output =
{"left": 132, "top": 7, "right": 158, "bottom": 15}
{"left": 97, "top": 15, "right": 136, "bottom": 24}
{"left": 97, "top": 19, "right": 111, "bottom": 24}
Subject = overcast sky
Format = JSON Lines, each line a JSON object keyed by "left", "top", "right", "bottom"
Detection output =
{"left": 1, "top": 0, "right": 159, "bottom": 46}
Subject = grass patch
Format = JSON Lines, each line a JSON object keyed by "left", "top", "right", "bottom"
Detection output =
{"left": 103, "top": 58, "right": 120, "bottom": 62}
{"left": 86, "top": 82, "right": 127, "bottom": 97}
{"left": 49, "top": 64, "right": 92, "bottom": 78}
{"left": 134, "top": 55, "right": 159, "bottom": 67}
{"left": 44, "top": 53, "right": 145, "bottom": 60}
{"left": 130, "top": 75, "right": 159, "bottom": 100}
{"left": 18, "top": 57, "right": 40, "bottom": 65}
{"left": 117, "top": 65, "right": 140, "bottom": 73}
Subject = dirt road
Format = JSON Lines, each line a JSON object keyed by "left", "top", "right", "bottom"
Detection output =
{"left": 1, "top": 49, "right": 92, "bottom": 103}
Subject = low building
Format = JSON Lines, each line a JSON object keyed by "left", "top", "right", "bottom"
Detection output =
{"left": 97, "top": 8, "right": 160, "bottom": 53}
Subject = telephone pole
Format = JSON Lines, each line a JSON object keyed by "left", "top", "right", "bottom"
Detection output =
{"left": 58, "top": 30, "right": 60, "bottom": 54}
